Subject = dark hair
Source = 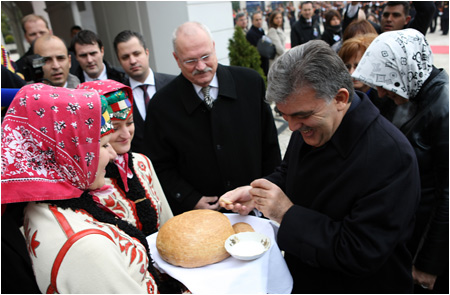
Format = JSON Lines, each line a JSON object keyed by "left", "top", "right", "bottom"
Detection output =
{"left": 324, "top": 9, "right": 342, "bottom": 26}
{"left": 384, "top": 1, "right": 410, "bottom": 16}
{"left": 113, "top": 30, "right": 147, "bottom": 56}
{"left": 269, "top": 11, "right": 283, "bottom": 28}
{"left": 251, "top": 12, "right": 262, "bottom": 22}
{"left": 70, "top": 30, "right": 103, "bottom": 55}
{"left": 300, "top": 1, "right": 313, "bottom": 9}
{"left": 235, "top": 12, "right": 246, "bottom": 22}
{"left": 343, "top": 19, "right": 377, "bottom": 41}
{"left": 71, "top": 25, "right": 82, "bottom": 32}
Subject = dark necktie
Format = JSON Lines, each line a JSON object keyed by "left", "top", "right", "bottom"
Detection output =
{"left": 139, "top": 84, "right": 150, "bottom": 108}
{"left": 201, "top": 86, "right": 213, "bottom": 108}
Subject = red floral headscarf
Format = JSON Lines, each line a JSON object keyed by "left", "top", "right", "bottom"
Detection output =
{"left": 1, "top": 84, "right": 108, "bottom": 204}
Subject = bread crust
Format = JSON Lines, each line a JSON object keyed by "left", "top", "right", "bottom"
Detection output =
{"left": 232, "top": 222, "right": 255, "bottom": 233}
{"left": 156, "top": 210, "right": 235, "bottom": 268}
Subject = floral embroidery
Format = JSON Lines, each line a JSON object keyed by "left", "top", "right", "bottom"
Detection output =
{"left": 34, "top": 108, "right": 45, "bottom": 118}
{"left": 66, "top": 102, "right": 81, "bottom": 114}
{"left": 54, "top": 121, "right": 66, "bottom": 134}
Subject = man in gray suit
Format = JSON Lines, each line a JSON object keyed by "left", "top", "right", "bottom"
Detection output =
{"left": 113, "top": 30, "right": 175, "bottom": 154}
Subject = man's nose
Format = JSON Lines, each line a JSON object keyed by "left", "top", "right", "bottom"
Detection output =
{"left": 195, "top": 59, "right": 207, "bottom": 71}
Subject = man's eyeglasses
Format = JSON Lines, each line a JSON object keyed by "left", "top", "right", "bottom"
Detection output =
{"left": 183, "top": 54, "right": 211, "bottom": 65}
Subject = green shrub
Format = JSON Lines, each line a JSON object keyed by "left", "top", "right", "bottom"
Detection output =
{"left": 228, "top": 26, "right": 266, "bottom": 84}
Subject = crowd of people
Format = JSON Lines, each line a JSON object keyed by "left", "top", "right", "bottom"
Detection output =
{"left": 1, "top": 1, "right": 448, "bottom": 294}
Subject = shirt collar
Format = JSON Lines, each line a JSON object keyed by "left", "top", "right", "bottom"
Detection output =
{"left": 192, "top": 73, "right": 219, "bottom": 94}
{"left": 130, "top": 68, "right": 155, "bottom": 90}
{"left": 83, "top": 63, "right": 107, "bottom": 81}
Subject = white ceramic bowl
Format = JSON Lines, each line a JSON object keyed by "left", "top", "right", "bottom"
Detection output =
{"left": 225, "top": 232, "right": 271, "bottom": 261}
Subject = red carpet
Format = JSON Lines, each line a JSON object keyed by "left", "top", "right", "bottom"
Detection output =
{"left": 431, "top": 45, "right": 449, "bottom": 54}
{"left": 286, "top": 43, "right": 448, "bottom": 54}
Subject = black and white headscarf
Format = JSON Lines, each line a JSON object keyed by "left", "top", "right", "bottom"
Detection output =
{"left": 352, "top": 29, "right": 433, "bottom": 100}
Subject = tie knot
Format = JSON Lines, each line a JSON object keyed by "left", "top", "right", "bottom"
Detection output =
{"left": 201, "top": 86, "right": 211, "bottom": 96}
{"left": 139, "top": 84, "right": 148, "bottom": 91}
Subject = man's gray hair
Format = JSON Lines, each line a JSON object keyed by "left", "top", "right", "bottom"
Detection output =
{"left": 266, "top": 40, "right": 354, "bottom": 104}
{"left": 172, "top": 22, "right": 213, "bottom": 54}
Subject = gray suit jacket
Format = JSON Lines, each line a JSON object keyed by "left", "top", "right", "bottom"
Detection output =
{"left": 66, "top": 73, "right": 80, "bottom": 89}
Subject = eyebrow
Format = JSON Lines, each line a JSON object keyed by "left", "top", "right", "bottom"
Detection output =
{"left": 279, "top": 110, "right": 314, "bottom": 118}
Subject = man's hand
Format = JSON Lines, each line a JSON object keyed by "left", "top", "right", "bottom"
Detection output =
{"left": 219, "top": 185, "right": 255, "bottom": 215}
{"left": 250, "top": 179, "right": 293, "bottom": 224}
{"left": 413, "top": 266, "right": 437, "bottom": 290}
{"left": 194, "top": 196, "right": 220, "bottom": 211}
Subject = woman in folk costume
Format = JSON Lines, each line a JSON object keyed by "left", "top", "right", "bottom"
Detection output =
{"left": 76, "top": 80, "right": 173, "bottom": 235}
{"left": 1, "top": 84, "right": 163, "bottom": 293}
{"left": 352, "top": 28, "right": 449, "bottom": 293}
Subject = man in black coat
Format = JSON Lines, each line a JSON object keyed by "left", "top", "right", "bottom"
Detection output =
{"left": 246, "top": 12, "right": 269, "bottom": 76}
{"left": 290, "top": 1, "right": 321, "bottom": 48}
{"left": 113, "top": 30, "right": 175, "bottom": 154}
{"left": 145, "top": 22, "right": 281, "bottom": 215}
{"left": 220, "top": 40, "right": 420, "bottom": 293}
{"left": 71, "top": 30, "right": 127, "bottom": 84}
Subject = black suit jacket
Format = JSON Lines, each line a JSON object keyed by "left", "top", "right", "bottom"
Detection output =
{"left": 145, "top": 65, "right": 281, "bottom": 215}
{"left": 246, "top": 25, "right": 269, "bottom": 75}
{"left": 130, "top": 72, "right": 175, "bottom": 154}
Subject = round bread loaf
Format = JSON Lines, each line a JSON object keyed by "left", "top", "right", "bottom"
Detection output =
{"left": 156, "top": 209, "right": 235, "bottom": 268}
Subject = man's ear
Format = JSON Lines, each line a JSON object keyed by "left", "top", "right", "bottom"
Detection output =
{"left": 405, "top": 15, "right": 412, "bottom": 26}
{"left": 335, "top": 88, "right": 350, "bottom": 111}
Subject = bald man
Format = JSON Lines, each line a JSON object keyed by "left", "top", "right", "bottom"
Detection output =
{"left": 144, "top": 22, "right": 281, "bottom": 215}
{"left": 33, "top": 34, "right": 80, "bottom": 88}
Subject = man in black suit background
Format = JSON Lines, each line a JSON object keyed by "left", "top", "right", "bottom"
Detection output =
{"left": 113, "top": 30, "right": 175, "bottom": 154}
{"left": 246, "top": 12, "right": 269, "bottom": 76}
{"left": 145, "top": 22, "right": 281, "bottom": 215}
{"left": 71, "top": 30, "right": 127, "bottom": 84}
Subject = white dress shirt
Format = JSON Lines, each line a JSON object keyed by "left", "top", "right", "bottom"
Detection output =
{"left": 130, "top": 69, "right": 156, "bottom": 120}
{"left": 193, "top": 74, "right": 219, "bottom": 103}
{"left": 83, "top": 63, "right": 108, "bottom": 82}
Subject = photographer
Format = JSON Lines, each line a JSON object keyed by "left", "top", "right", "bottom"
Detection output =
{"left": 32, "top": 34, "right": 80, "bottom": 88}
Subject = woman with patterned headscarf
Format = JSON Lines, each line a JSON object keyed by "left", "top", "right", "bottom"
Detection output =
{"left": 1, "top": 84, "right": 162, "bottom": 293}
{"left": 77, "top": 80, "right": 174, "bottom": 235}
{"left": 352, "top": 28, "right": 449, "bottom": 293}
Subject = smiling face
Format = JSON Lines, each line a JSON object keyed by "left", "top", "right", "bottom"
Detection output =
{"left": 276, "top": 87, "right": 350, "bottom": 147}
{"left": 110, "top": 115, "right": 135, "bottom": 155}
{"left": 75, "top": 42, "right": 105, "bottom": 79}
{"left": 116, "top": 36, "right": 150, "bottom": 83}
{"left": 88, "top": 134, "right": 117, "bottom": 190}
{"left": 173, "top": 25, "right": 218, "bottom": 88}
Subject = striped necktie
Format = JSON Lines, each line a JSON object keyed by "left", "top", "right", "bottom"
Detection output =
{"left": 139, "top": 84, "right": 150, "bottom": 108}
{"left": 201, "top": 86, "right": 213, "bottom": 108}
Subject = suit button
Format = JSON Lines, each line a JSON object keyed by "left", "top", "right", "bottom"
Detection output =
{"left": 226, "top": 181, "right": 231, "bottom": 187}
{"left": 216, "top": 144, "right": 222, "bottom": 150}
{"left": 175, "top": 193, "right": 181, "bottom": 199}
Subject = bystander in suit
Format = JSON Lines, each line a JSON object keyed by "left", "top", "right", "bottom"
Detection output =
{"left": 71, "top": 30, "right": 127, "bottom": 84}
{"left": 145, "top": 22, "right": 281, "bottom": 215}
{"left": 33, "top": 34, "right": 80, "bottom": 88}
{"left": 113, "top": 30, "right": 175, "bottom": 154}
{"left": 246, "top": 12, "right": 269, "bottom": 75}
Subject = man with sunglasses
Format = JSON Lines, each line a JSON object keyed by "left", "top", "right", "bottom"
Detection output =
{"left": 113, "top": 30, "right": 175, "bottom": 154}
{"left": 144, "top": 22, "right": 281, "bottom": 215}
